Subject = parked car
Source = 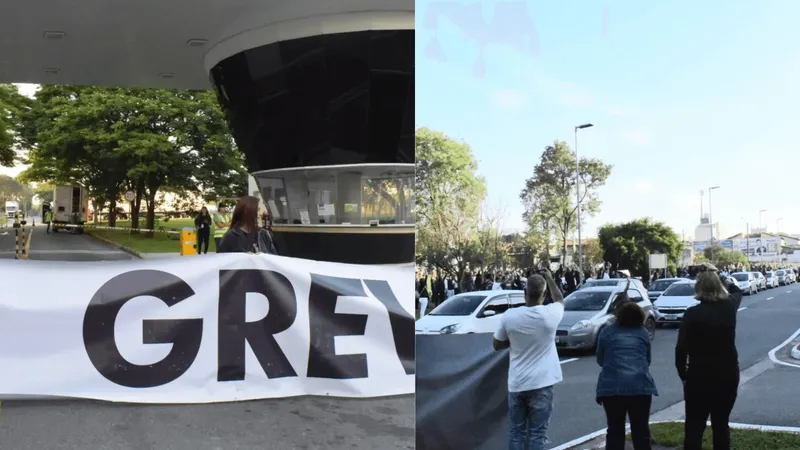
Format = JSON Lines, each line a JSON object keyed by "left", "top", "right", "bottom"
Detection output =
{"left": 776, "top": 269, "right": 794, "bottom": 286}
{"left": 652, "top": 280, "right": 699, "bottom": 326}
{"left": 731, "top": 272, "right": 757, "bottom": 295}
{"left": 765, "top": 271, "right": 778, "bottom": 289}
{"left": 415, "top": 290, "right": 525, "bottom": 335}
{"left": 555, "top": 285, "right": 656, "bottom": 353}
{"left": 647, "top": 277, "right": 687, "bottom": 302}
{"left": 752, "top": 272, "right": 767, "bottom": 291}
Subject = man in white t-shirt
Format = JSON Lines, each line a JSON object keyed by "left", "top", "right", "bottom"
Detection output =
{"left": 493, "top": 269, "right": 565, "bottom": 450}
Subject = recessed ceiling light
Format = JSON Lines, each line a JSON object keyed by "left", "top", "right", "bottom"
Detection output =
{"left": 186, "top": 39, "right": 207, "bottom": 47}
{"left": 44, "top": 68, "right": 60, "bottom": 74}
{"left": 43, "top": 31, "right": 66, "bottom": 40}
{"left": 159, "top": 72, "right": 175, "bottom": 79}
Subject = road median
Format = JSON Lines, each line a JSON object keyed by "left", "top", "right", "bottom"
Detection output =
{"left": 85, "top": 229, "right": 142, "bottom": 258}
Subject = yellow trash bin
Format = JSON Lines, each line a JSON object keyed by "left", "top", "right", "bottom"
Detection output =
{"left": 180, "top": 228, "right": 198, "bottom": 256}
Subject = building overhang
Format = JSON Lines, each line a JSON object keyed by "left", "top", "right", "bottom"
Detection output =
{"left": 0, "top": 0, "right": 413, "bottom": 89}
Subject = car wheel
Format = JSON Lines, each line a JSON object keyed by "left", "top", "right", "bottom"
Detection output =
{"left": 645, "top": 318, "right": 656, "bottom": 340}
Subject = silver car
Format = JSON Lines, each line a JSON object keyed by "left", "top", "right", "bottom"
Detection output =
{"left": 556, "top": 286, "right": 656, "bottom": 353}
{"left": 776, "top": 269, "right": 794, "bottom": 286}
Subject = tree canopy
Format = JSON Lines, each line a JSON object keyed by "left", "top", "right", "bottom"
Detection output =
{"left": 0, "top": 84, "right": 31, "bottom": 167}
{"left": 520, "top": 140, "right": 612, "bottom": 265}
{"left": 19, "top": 85, "right": 247, "bottom": 228}
{"left": 415, "top": 127, "right": 500, "bottom": 277}
{"left": 700, "top": 243, "right": 749, "bottom": 268}
{"left": 597, "top": 218, "right": 682, "bottom": 278}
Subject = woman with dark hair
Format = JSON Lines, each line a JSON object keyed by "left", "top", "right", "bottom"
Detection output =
{"left": 595, "top": 301, "right": 658, "bottom": 450}
{"left": 194, "top": 206, "right": 212, "bottom": 254}
{"left": 216, "top": 196, "right": 278, "bottom": 254}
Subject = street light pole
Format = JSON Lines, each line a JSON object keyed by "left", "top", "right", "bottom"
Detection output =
{"left": 574, "top": 123, "right": 593, "bottom": 278}
{"left": 777, "top": 217, "right": 783, "bottom": 233}
{"left": 708, "top": 186, "right": 720, "bottom": 260}
{"left": 759, "top": 209, "right": 767, "bottom": 234}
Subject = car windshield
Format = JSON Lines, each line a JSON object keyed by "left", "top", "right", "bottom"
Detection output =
{"left": 767, "top": 272, "right": 774, "bottom": 277}
{"left": 428, "top": 295, "right": 487, "bottom": 316}
{"left": 732, "top": 273, "right": 749, "bottom": 281}
{"left": 584, "top": 280, "right": 621, "bottom": 287}
{"left": 663, "top": 283, "right": 695, "bottom": 296}
{"left": 777, "top": 270, "right": 785, "bottom": 276}
{"left": 650, "top": 279, "right": 679, "bottom": 291}
{"left": 564, "top": 291, "right": 610, "bottom": 311}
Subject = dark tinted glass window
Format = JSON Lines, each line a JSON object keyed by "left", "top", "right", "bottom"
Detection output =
{"left": 429, "top": 295, "right": 488, "bottom": 316}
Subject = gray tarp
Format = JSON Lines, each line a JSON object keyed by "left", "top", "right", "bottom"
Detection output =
{"left": 415, "top": 333, "right": 509, "bottom": 450}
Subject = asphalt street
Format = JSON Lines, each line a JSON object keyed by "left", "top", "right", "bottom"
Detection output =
{"left": 0, "top": 224, "right": 415, "bottom": 450}
{"left": 546, "top": 282, "right": 800, "bottom": 448}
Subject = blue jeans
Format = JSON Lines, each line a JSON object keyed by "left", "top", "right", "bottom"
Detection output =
{"left": 508, "top": 385, "right": 554, "bottom": 450}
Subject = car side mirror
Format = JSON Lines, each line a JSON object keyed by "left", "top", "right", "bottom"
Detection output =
{"left": 482, "top": 310, "right": 497, "bottom": 318}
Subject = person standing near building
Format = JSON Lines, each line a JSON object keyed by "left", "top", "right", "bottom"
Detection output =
{"left": 213, "top": 203, "right": 231, "bottom": 252}
{"left": 44, "top": 208, "right": 53, "bottom": 234}
{"left": 493, "top": 268, "right": 565, "bottom": 450}
{"left": 216, "top": 196, "right": 277, "bottom": 254}
{"left": 194, "top": 207, "right": 212, "bottom": 254}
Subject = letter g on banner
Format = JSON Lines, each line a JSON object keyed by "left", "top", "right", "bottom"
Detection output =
{"left": 83, "top": 270, "right": 203, "bottom": 388}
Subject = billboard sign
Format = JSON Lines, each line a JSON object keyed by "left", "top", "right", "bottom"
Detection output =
{"left": 736, "top": 236, "right": 781, "bottom": 257}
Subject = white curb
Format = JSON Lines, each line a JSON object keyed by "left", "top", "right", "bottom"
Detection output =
{"left": 792, "top": 343, "right": 800, "bottom": 361}
{"left": 556, "top": 420, "right": 800, "bottom": 450}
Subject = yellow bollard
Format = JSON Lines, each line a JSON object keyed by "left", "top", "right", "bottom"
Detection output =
{"left": 179, "top": 228, "right": 198, "bottom": 256}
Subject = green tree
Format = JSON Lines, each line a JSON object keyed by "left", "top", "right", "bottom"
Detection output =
{"left": 0, "top": 174, "right": 22, "bottom": 207}
{"left": 704, "top": 243, "right": 749, "bottom": 269}
{"left": 20, "top": 86, "right": 247, "bottom": 229}
{"left": 597, "top": 218, "right": 682, "bottom": 278}
{"left": 0, "top": 84, "right": 31, "bottom": 167}
{"left": 521, "top": 141, "right": 612, "bottom": 264}
{"left": 415, "top": 127, "right": 487, "bottom": 277}
{"left": 582, "top": 239, "right": 605, "bottom": 271}
{"left": 32, "top": 182, "right": 55, "bottom": 203}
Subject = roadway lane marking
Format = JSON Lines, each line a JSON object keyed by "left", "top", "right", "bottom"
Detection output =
{"left": 738, "top": 307, "right": 747, "bottom": 311}
{"left": 788, "top": 290, "right": 792, "bottom": 293}
{"left": 559, "top": 358, "right": 578, "bottom": 365}
{"left": 767, "top": 327, "right": 800, "bottom": 369}
{"left": 767, "top": 297, "right": 774, "bottom": 300}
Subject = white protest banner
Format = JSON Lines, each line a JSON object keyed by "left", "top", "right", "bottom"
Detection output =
{"left": 0, "top": 254, "right": 414, "bottom": 403}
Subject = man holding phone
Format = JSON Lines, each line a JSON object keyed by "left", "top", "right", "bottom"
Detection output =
{"left": 493, "top": 268, "right": 565, "bottom": 450}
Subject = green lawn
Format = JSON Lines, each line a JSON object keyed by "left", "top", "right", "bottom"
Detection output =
{"left": 634, "top": 422, "right": 800, "bottom": 449}
{"left": 86, "top": 218, "right": 215, "bottom": 253}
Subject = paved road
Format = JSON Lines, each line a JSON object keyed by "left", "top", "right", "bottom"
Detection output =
{"left": 547, "top": 283, "right": 800, "bottom": 448}
{"left": 0, "top": 224, "right": 414, "bottom": 450}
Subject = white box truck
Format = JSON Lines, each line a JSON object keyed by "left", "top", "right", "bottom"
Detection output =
{"left": 5, "top": 200, "right": 19, "bottom": 220}
{"left": 52, "top": 185, "right": 89, "bottom": 233}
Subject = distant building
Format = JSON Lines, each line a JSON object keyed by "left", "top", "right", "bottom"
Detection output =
{"left": 694, "top": 214, "right": 728, "bottom": 242}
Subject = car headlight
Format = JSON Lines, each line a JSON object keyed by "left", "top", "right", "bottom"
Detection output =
{"left": 652, "top": 303, "right": 659, "bottom": 311}
{"left": 440, "top": 324, "right": 461, "bottom": 334}
{"left": 570, "top": 320, "right": 593, "bottom": 331}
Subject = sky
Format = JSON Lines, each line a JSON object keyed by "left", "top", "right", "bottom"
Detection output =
{"left": 416, "top": 0, "right": 800, "bottom": 240}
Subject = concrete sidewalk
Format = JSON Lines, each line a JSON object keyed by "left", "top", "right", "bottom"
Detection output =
{"left": 139, "top": 252, "right": 181, "bottom": 259}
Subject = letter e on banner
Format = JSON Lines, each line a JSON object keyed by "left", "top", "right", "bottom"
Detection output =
{"left": 83, "top": 270, "right": 203, "bottom": 388}
{"left": 217, "top": 270, "right": 298, "bottom": 381}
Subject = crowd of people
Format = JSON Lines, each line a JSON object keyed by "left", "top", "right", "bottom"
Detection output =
{"left": 491, "top": 263, "right": 743, "bottom": 450}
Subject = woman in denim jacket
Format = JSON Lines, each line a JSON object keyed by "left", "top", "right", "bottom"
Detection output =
{"left": 596, "top": 301, "right": 659, "bottom": 450}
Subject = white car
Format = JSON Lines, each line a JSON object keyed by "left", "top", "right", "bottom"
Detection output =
{"left": 415, "top": 290, "right": 524, "bottom": 335}
{"left": 752, "top": 272, "right": 767, "bottom": 291}
{"left": 731, "top": 272, "right": 757, "bottom": 295}
{"left": 652, "top": 280, "right": 699, "bottom": 326}
{"left": 765, "top": 271, "right": 778, "bottom": 289}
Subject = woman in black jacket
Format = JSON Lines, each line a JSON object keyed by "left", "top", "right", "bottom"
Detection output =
{"left": 217, "top": 196, "right": 278, "bottom": 254}
{"left": 675, "top": 268, "right": 741, "bottom": 450}
{"left": 194, "top": 207, "right": 212, "bottom": 254}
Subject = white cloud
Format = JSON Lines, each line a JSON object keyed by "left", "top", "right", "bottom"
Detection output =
{"left": 487, "top": 89, "right": 526, "bottom": 110}
{"left": 621, "top": 129, "right": 652, "bottom": 146}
